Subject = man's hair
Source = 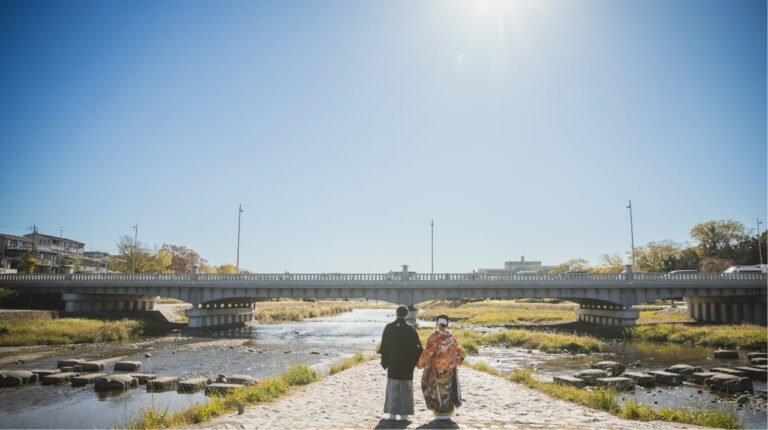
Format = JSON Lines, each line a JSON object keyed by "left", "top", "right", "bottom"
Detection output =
{"left": 396, "top": 305, "right": 409, "bottom": 317}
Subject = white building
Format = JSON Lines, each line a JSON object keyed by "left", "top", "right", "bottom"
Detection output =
{"left": 478, "top": 256, "right": 555, "bottom": 274}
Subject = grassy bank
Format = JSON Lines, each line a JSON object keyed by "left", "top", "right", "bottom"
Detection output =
{"left": 476, "top": 365, "right": 742, "bottom": 429}
{"left": 625, "top": 323, "right": 767, "bottom": 350}
{"left": 0, "top": 317, "right": 145, "bottom": 346}
{"left": 419, "top": 300, "right": 576, "bottom": 325}
{"left": 253, "top": 300, "right": 354, "bottom": 322}
{"left": 329, "top": 351, "right": 376, "bottom": 375}
{"left": 636, "top": 308, "right": 694, "bottom": 324}
{"left": 417, "top": 327, "right": 602, "bottom": 355}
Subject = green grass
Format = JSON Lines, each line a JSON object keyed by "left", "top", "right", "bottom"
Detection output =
{"left": 416, "top": 327, "right": 602, "bottom": 356}
{"left": 329, "top": 351, "right": 376, "bottom": 375}
{"left": 637, "top": 309, "right": 694, "bottom": 324}
{"left": 0, "top": 317, "right": 145, "bottom": 346}
{"left": 625, "top": 323, "right": 767, "bottom": 350}
{"left": 473, "top": 366, "right": 742, "bottom": 429}
{"left": 125, "top": 364, "right": 317, "bottom": 429}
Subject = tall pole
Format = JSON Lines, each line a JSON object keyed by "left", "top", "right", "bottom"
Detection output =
{"left": 757, "top": 218, "right": 764, "bottom": 267}
{"left": 236, "top": 204, "right": 243, "bottom": 273}
{"left": 430, "top": 220, "right": 434, "bottom": 275}
{"left": 627, "top": 201, "right": 636, "bottom": 269}
{"left": 132, "top": 223, "right": 138, "bottom": 273}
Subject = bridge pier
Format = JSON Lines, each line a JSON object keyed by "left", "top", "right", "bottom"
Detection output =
{"left": 576, "top": 304, "right": 638, "bottom": 326}
{"left": 185, "top": 302, "right": 256, "bottom": 328}
{"left": 685, "top": 295, "right": 767, "bottom": 325}
{"left": 62, "top": 293, "right": 158, "bottom": 313}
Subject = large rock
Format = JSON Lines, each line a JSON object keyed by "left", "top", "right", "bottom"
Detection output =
{"left": 81, "top": 361, "right": 106, "bottom": 372}
{"left": 57, "top": 359, "right": 86, "bottom": 369}
{"left": 94, "top": 374, "right": 137, "bottom": 392}
{"left": 553, "top": 375, "right": 586, "bottom": 388}
{"left": 665, "top": 364, "right": 703, "bottom": 380}
{"left": 647, "top": 371, "right": 681, "bottom": 385}
{"left": 0, "top": 370, "right": 38, "bottom": 387}
{"left": 42, "top": 372, "right": 80, "bottom": 385}
{"left": 733, "top": 367, "right": 768, "bottom": 381}
{"left": 574, "top": 369, "right": 608, "bottom": 385}
{"left": 749, "top": 358, "right": 767, "bottom": 366}
{"left": 227, "top": 375, "right": 258, "bottom": 386}
{"left": 591, "top": 361, "right": 625, "bottom": 377}
{"left": 746, "top": 352, "right": 767, "bottom": 361}
{"left": 114, "top": 361, "right": 141, "bottom": 372}
{"left": 205, "top": 383, "right": 243, "bottom": 395}
{"left": 710, "top": 368, "right": 746, "bottom": 377}
{"left": 713, "top": 350, "right": 739, "bottom": 359}
{"left": 690, "top": 372, "right": 722, "bottom": 385}
{"left": 147, "top": 376, "right": 179, "bottom": 392}
{"left": 127, "top": 373, "right": 156, "bottom": 384}
{"left": 178, "top": 377, "right": 212, "bottom": 393}
{"left": 704, "top": 373, "right": 753, "bottom": 394}
{"left": 72, "top": 373, "right": 108, "bottom": 387}
{"left": 596, "top": 377, "right": 634, "bottom": 390}
{"left": 623, "top": 372, "right": 655, "bottom": 387}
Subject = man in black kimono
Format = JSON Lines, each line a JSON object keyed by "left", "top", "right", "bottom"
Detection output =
{"left": 379, "top": 305, "right": 424, "bottom": 421}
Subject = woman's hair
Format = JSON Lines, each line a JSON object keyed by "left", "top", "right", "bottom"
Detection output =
{"left": 436, "top": 314, "right": 449, "bottom": 327}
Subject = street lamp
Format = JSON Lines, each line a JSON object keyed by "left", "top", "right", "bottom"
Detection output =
{"left": 430, "top": 219, "right": 434, "bottom": 276}
{"left": 626, "top": 201, "right": 636, "bottom": 269}
{"left": 132, "top": 223, "right": 138, "bottom": 273}
{"left": 758, "top": 218, "right": 764, "bottom": 267}
{"left": 236, "top": 204, "right": 243, "bottom": 274}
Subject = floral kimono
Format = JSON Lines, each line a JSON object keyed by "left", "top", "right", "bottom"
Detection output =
{"left": 416, "top": 330, "right": 462, "bottom": 416}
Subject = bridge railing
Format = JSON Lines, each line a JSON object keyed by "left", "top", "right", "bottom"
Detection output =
{"left": 0, "top": 272, "right": 765, "bottom": 282}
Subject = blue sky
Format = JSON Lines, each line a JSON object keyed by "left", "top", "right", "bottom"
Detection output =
{"left": 1, "top": 0, "right": 765, "bottom": 272}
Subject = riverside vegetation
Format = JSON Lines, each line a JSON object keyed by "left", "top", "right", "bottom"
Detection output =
{"left": 126, "top": 352, "right": 378, "bottom": 429}
{"left": 0, "top": 318, "right": 145, "bottom": 346}
{"left": 464, "top": 363, "right": 742, "bottom": 429}
{"left": 417, "top": 327, "right": 603, "bottom": 355}
{"left": 253, "top": 300, "right": 354, "bottom": 322}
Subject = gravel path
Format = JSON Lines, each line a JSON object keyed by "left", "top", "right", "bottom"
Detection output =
{"left": 186, "top": 361, "right": 708, "bottom": 429}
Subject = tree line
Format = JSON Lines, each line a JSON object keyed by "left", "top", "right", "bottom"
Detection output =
{"left": 551, "top": 219, "right": 767, "bottom": 273}
{"left": 107, "top": 236, "right": 243, "bottom": 274}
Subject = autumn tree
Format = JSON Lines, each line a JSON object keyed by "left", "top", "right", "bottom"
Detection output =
{"left": 217, "top": 264, "right": 238, "bottom": 274}
{"left": 690, "top": 220, "right": 745, "bottom": 259}
{"left": 592, "top": 254, "right": 625, "bottom": 273}
{"left": 635, "top": 241, "right": 684, "bottom": 273}
{"left": 160, "top": 244, "right": 208, "bottom": 273}
{"left": 109, "top": 236, "right": 172, "bottom": 273}
{"left": 17, "top": 254, "right": 37, "bottom": 273}
{"left": 699, "top": 257, "right": 733, "bottom": 273}
{"left": 551, "top": 258, "right": 591, "bottom": 274}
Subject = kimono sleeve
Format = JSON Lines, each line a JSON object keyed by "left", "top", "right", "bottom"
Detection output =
{"left": 379, "top": 324, "right": 390, "bottom": 369}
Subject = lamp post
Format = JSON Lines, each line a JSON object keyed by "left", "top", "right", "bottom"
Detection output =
{"left": 430, "top": 220, "right": 434, "bottom": 276}
{"left": 758, "top": 218, "right": 764, "bottom": 267}
{"left": 626, "top": 201, "right": 636, "bottom": 269}
{"left": 236, "top": 204, "right": 243, "bottom": 273}
{"left": 132, "top": 223, "right": 138, "bottom": 273}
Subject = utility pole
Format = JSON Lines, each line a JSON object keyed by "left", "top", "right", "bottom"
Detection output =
{"left": 758, "top": 218, "right": 764, "bottom": 267}
{"left": 132, "top": 223, "right": 138, "bottom": 273}
{"left": 236, "top": 204, "right": 243, "bottom": 273}
{"left": 431, "top": 219, "right": 434, "bottom": 276}
{"left": 626, "top": 201, "right": 636, "bottom": 269}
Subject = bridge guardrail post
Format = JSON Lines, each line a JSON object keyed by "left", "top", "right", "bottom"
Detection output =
{"left": 192, "top": 264, "right": 199, "bottom": 282}
{"left": 624, "top": 264, "right": 634, "bottom": 282}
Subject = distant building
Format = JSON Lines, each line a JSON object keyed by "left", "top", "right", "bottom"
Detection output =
{"left": 477, "top": 256, "right": 555, "bottom": 274}
{"left": 0, "top": 231, "right": 109, "bottom": 273}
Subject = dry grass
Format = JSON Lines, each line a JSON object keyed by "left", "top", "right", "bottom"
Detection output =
{"left": 625, "top": 323, "right": 767, "bottom": 349}
{"left": 416, "top": 327, "right": 602, "bottom": 355}
{"left": 253, "top": 300, "right": 354, "bottom": 322}
{"left": 0, "top": 317, "right": 144, "bottom": 346}
{"left": 419, "top": 300, "right": 577, "bottom": 326}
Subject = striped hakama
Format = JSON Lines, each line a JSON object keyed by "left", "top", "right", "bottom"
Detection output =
{"left": 383, "top": 378, "right": 415, "bottom": 415}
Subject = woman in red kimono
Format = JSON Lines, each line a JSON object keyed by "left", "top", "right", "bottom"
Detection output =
{"left": 416, "top": 314, "right": 462, "bottom": 421}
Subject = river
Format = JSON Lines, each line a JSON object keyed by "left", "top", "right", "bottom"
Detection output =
{"left": 0, "top": 308, "right": 765, "bottom": 428}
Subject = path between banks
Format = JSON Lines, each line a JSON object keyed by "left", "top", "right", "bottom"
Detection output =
{"left": 186, "top": 360, "right": 707, "bottom": 430}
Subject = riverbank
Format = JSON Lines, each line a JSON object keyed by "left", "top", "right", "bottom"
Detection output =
{"left": 186, "top": 360, "right": 707, "bottom": 429}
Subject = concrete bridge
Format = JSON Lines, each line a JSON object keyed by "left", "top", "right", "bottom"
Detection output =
{"left": 1, "top": 265, "right": 765, "bottom": 328}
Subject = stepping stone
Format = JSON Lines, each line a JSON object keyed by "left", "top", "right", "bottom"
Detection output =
{"left": 553, "top": 375, "right": 586, "bottom": 388}
{"left": 623, "top": 372, "right": 655, "bottom": 387}
{"left": 704, "top": 373, "right": 753, "bottom": 394}
{"left": 57, "top": 359, "right": 86, "bottom": 369}
{"left": 227, "top": 375, "right": 258, "bottom": 386}
{"left": 29, "top": 369, "right": 60, "bottom": 378}
{"left": 713, "top": 350, "right": 739, "bottom": 359}
{"left": 72, "top": 373, "right": 108, "bottom": 387}
{"left": 710, "top": 368, "right": 746, "bottom": 377}
{"left": 205, "top": 383, "right": 243, "bottom": 395}
{"left": 750, "top": 358, "right": 767, "bottom": 366}
{"left": 591, "top": 361, "right": 625, "bottom": 376}
{"left": 147, "top": 376, "right": 179, "bottom": 392}
{"left": 746, "top": 352, "right": 767, "bottom": 360}
{"left": 114, "top": 361, "right": 141, "bottom": 372}
{"left": 647, "top": 371, "right": 681, "bottom": 385}
{"left": 178, "top": 377, "right": 212, "bottom": 393}
{"left": 574, "top": 369, "right": 608, "bottom": 385}
{"left": 733, "top": 367, "right": 768, "bottom": 381}
{"left": 665, "top": 364, "right": 703, "bottom": 380}
{"left": 81, "top": 361, "right": 106, "bottom": 372}
{"left": 596, "top": 377, "right": 634, "bottom": 390}
{"left": 0, "top": 370, "right": 38, "bottom": 387}
{"left": 690, "top": 372, "right": 721, "bottom": 385}
{"left": 127, "top": 373, "right": 156, "bottom": 384}
{"left": 94, "top": 374, "right": 137, "bottom": 392}
{"left": 42, "top": 372, "right": 80, "bottom": 385}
